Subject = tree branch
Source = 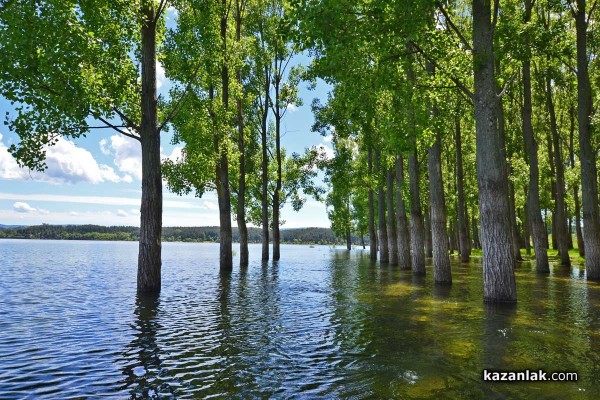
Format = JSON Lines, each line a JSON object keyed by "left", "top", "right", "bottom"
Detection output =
{"left": 97, "top": 115, "right": 140, "bottom": 141}
{"left": 435, "top": 0, "right": 472, "bottom": 51}
{"left": 409, "top": 40, "right": 474, "bottom": 102}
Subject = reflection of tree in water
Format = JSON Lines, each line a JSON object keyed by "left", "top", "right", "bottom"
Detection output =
{"left": 121, "top": 293, "right": 176, "bottom": 399}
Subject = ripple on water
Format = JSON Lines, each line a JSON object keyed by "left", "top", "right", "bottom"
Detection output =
{"left": 1, "top": 241, "right": 600, "bottom": 399}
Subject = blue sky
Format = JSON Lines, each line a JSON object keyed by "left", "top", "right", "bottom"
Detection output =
{"left": 0, "top": 38, "right": 334, "bottom": 228}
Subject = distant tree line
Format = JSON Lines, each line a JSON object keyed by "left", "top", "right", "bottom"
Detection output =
{"left": 0, "top": 224, "right": 352, "bottom": 245}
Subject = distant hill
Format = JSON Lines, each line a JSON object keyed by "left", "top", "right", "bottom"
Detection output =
{"left": 0, "top": 224, "right": 25, "bottom": 229}
{"left": 0, "top": 224, "right": 359, "bottom": 245}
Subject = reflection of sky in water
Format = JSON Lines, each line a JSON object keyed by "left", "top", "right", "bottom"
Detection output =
{"left": 0, "top": 240, "right": 598, "bottom": 399}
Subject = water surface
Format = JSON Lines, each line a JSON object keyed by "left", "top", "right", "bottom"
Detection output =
{"left": 1, "top": 240, "right": 599, "bottom": 399}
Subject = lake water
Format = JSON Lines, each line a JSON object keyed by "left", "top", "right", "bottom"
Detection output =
{"left": 1, "top": 239, "right": 599, "bottom": 399}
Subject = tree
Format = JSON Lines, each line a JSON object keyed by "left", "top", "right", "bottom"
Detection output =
{"left": 0, "top": 0, "right": 171, "bottom": 293}
{"left": 472, "top": 0, "right": 516, "bottom": 302}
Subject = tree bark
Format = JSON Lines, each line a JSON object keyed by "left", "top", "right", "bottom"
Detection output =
{"left": 508, "top": 182, "right": 523, "bottom": 261}
{"left": 472, "top": 0, "right": 516, "bottom": 302}
{"left": 217, "top": 0, "right": 233, "bottom": 272}
{"left": 409, "top": 147, "right": 426, "bottom": 274}
{"left": 368, "top": 147, "right": 377, "bottom": 261}
{"left": 521, "top": 0, "right": 548, "bottom": 273}
{"left": 497, "top": 85, "right": 522, "bottom": 262}
{"left": 429, "top": 131, "right": 452, "bottom": 284}
{"left": 575, "top": 0, "right": 600, "bottom": 276}
{"left": 137, "top": 3, "right": 162, "bottom": 293}
{"left": 545, "top": 73, "right": 570, "bottom": 266}
{"left": 455, "top": 117, "right": 471, "bottom": 263}
{"left": 569, "top": 105, "right": 585, "bottom": 256}
{"left": 376, "top": 149, "right": 389, "bottom": 263}
{"left": 424, "top": 203, "right": 433, "bottom": 258}
{"left": 261, "top": 64, "right": 270, "bottom": 261}
{"left": 235, "top": 4, "right": 248, "bottom": 266}
{"left": 396, "top": 155, "right": 412, "bottom": 270}
{"left": 386, "top": 167, "right": 398, "bottom": 265}
{"left": 273, "top": 71, "right": 282, "bottom": 261}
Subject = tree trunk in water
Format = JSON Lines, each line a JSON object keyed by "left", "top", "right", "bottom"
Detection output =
{"left": 273, "top": 73, "right": 282, "bottom": 261}
{"left": 497, "top": 84, "right": 522, "bottom": 262}
{"left": 361, "top": 233, "right": 366, "bottom": 249}
{"left": 546, "top": 73, "right": 570, "bottom": 266}
{"left": 455, "top": 117, "right": 471, "bottom": 263}
{"left": 409, "top": 147, "right": 426, "bottom": 274}
{"left": 137, "top": 3, "right": 162, "bottom": 293}
{"left": 428, "top": 132, "right": 452, "bottom": 284}
{"left": 235, "top": 7, "right": 248, "bottom": 266}
{"left": 575, "top": 1, "right": 600, "bottom": 275}
{"left": 217, "top": 1, "right": 233, "bottom": 272}
{"left": 137, "top": 5, "right": 162, "bottom": 292}
{"left": 386, "top": 168, "right": 398, "bottom": 265}
{"left": 368, "top": 147, "right": 377, "bottom": 261}
{"left": 473, "top": 0, "right": 517, "bottom": 302}
{"left": 508, "top": 182, "right": 523, "bottom": 261}
{"left": 424, "top": 205, "right": 433, "bottom": 258}
{"left": 521, "top": 3, "right": 549, "bottom": 273}
{"left": 569, "top": 105, "right": 585, "bottom": 256}
{"left": 396, "top": 155, "right": 412, "bottom": 270}
{"left": 376, "top": 150, "right": 389, "bottom": 263}
{"left": 471, "top": 216, "right": 480, "bottom": 249}
{"left": 346, "top": 226, "right": 351, "bottom": 251}
{"left": 261, "top": 65, "right": 270, "bottom": 261}
{"left": 546, "top": 130, "right": 558, "bottom": 251}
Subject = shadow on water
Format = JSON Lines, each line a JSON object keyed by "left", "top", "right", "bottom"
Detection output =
{"left": 121, "top": 293, "right": 176, "bottom": 399}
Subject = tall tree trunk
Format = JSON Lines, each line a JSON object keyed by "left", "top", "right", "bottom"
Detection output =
{"left": 346, "top": 223, "right": 352, "bottom": 251}
{"left": 425, "top": 202, "right": 433, "bottom": 257}
{"left": 361, "top": 233, "right": 366, "bottom": 250}
{"left": 546, "top": 74, "right": 570, "bottom": 266}
{"left": 137, "top": 3, "right": 162, "bottom": 293}
{"left": 455, "top": 117, "right": 471, "bottom": 263}
{"left": 409, "top": 147, "right": 426, "bottom": 274}
{"left": 497, "top": 84, "right": 522, "bottom": 262}
{"left": 273, "top": 70, "right": 282, "bottom": 261}
{"left": 521, "top": 0, "right": 549, "bottom": 273}
{"left": 376, "top": 149, "right": 389, "bottom": 263}
{"left": 569, "top": 105, "right": 585, "bottom": 256}
{"left": 387, "top": 167, "right": 398, "bottom": 265}
{"left": 261, "top": 64, "right": 270, "bottom": 261}
{"left": 235, "top": 4, "right": 248, "bottom": 266}
{"left": 472, "top": 0, "right": 516, "bottom": 302}
{"left": 396, "top": 155, "right": 412, "bottom": 270}
{"left": 429, "top": 131, "right": 452, "bottom": 284}
{"left": 508, "top": 182, "right": 523, "bottom": 261}
{"left": 368, "top": 147, "right": 378, "bottom": 261}
{"left": 471, "top": 215, "right": 480, "bottom": 249}
{"left": 217, "top": 0, "right": 233, "bottom": 272}
{"left": 575, "top": 0, "right": 600, "bottom": 278}
{"left": 546, "top": 129, "right": 558, "bottom": 250}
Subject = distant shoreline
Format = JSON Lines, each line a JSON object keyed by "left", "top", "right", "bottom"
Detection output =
{"left": 0, "top": 224, "right": 361, "bottom": 246}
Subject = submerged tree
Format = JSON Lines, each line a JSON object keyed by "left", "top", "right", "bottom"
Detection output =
{"left": 0, "top": 0, "right": 173, "bottom": 293}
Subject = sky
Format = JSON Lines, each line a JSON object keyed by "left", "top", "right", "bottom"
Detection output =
{"left": 0, "top": 11, "right": 334, "bottom": 228}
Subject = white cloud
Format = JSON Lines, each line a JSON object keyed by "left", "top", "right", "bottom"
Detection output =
{"left": 69, "top": 211, "right": 79, "bottom": 216}
{"left": 323, "top": 134, "right": 333, "bottom": 143}
{"left": 286, "top": 103, "right": 298, "bottom": 112}
{"left": 0, "top": 193, "right": 201, "bottom": 209}
{"left": 101, "top": 134, "right": 141, "bottom": 181}
{"left": 13, "top": 202, "right": 48, "bottom": 215}
{"left": 99, "top": 134, "right": 182, "bottom": 181}
{"left": 0, "top": 133, "right": 128, "bottom": 184}
{"left": 116, "top": 209, "right": 128, "bottom": 217}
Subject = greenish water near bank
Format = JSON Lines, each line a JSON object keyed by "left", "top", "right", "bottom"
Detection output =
{"left": 0, "top": 240, "right": 598, "bottom": 398}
